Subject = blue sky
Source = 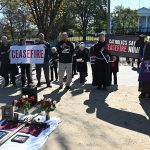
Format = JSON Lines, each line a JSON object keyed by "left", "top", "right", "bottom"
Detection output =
{"left": 111, "top": 0, "right": 150, "bottom": 12}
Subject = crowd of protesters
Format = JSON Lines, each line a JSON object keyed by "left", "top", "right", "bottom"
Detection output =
{"left": 0, "top": 32, "right": 149, "bottom": 99}
{"left": 0, "top": 32, "right": 119, "bottom": 90}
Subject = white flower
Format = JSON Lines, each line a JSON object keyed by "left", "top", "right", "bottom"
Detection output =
{"left": 53, "top": 101, "right": 57, "bottom": 104}
{"left": 14, "top": 100, "right": 18, "bottom": 104}
{"left": 22, "top": 95, "right": 26, "bottom": 99}
{"left": 25, "top": 95, "right": 28, "bottom": 98}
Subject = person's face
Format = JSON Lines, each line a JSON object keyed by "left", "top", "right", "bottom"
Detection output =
{"left": 39, "top": 34, "right": 44, "bottom": 41}
{"left": 51, "top": 49, "right": 56, "bottom": 53}
{"left": 79, "top": 45, "right": 85, "bottom": 51}
{"left": 99, "top": 34, "right": 105, "bottom": 42}
{"left": 62, "top": 34, "right": 68, "bottom": 41}
{"left": 75, "top": 43, "right": 79, "bottom": 47}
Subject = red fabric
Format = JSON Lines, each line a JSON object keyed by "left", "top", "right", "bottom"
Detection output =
{"left": 112, "top": 61, "right": 115, "bottom": 67}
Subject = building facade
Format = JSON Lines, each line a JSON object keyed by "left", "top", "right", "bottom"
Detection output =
{"left": 137, "top": 7, "right": 150, "bottom": 33}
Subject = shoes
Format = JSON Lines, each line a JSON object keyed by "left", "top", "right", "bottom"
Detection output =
{"left": 4, "top": 83, "right": 9, "bottom": 87}
{"left": 139, "top": 93, "right": 145, "bottom": 98}
{"left": 12, "top": 83, "right": 17, "bottom": 87}
{"left": 47, "top": 84, "right": 52, "bottom": 88}
{"left": 59, "top": 85, "right": 63, "bottom": 89}
{"left": 37, "top": 82, "right": 41, "bottom": 87}
{"left": 97, "top": 86, "right": 101, "bottom": 90}
{"left": 65, "top": 86, "right": 70, "bottom": 89}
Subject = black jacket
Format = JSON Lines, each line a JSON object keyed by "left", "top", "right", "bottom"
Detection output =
{"left": 0, "top": 44, "right": 11, "bottom": 62}
{"left": 36, "top": 41, "right": 51, "bottom": 63}
{"left": 57, "top": 40, "right": 74, "bottom": 63}
{"left": 76, "top": 49, "right": 89, "bottom": 72}
{"left": 110, "top": 56, "right": 119, "bottom": 73}
{"left": 50, "top": 52, "right": 58, "bottom": 67}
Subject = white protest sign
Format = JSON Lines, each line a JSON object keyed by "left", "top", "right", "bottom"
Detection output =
{"left": 10, "top": 45, "right": 45, "bottom": 64}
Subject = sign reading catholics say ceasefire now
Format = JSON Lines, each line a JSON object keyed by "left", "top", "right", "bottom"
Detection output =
{"left": 106, "top": 35, "right": 140, "bottom": 59}
{"left": 10, "top": 45, "right": 45, "bottom": 64}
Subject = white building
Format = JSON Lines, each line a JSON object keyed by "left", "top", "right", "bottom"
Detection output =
{"left": 137, "top": 7, "right": 150, "bottom": 32}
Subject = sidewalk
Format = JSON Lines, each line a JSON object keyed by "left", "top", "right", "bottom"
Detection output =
{"left": 0, "top": 65, "right": 150, "bottom": 150}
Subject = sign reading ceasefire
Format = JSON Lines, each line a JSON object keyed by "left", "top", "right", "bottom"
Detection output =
{"left": 106, "top": 35, "right": 140, "bottom": 58}
{"left": 10, "top": 45, "right": 45, "bottom": 64}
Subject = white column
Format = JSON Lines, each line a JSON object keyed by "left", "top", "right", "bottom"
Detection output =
{"left": 146, "top": 16, "right": 148, "bottom": 32}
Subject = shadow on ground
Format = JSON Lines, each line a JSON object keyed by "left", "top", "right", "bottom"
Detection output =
{"left": 84, "top": 85, "right": 150, "bottom": 136}
{"left": 0, "top": 86, "right": 21, "bottom": 105}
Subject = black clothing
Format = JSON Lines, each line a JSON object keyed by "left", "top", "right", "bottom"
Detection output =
{"left": 35, "top": 41, "right": 51, "bottom": 85}
{"left": 94, "top": 41, "right": 110, "bottom": 87}
{"left": 72, "top": 47, "right": 78, "bottom": 76}
{"left": 20, "top": 64, "right": 31, "bottom": 86}
{"left": 35, "top": 41, "right": 51, "bottom": 63}
{"left": 76, "top": 49, "right": 89, "bottom": 73}
{"left": 110, "top": 56, "right": 119, "bottom": 85}
{"left": 90, "top": 46, "right": 96, "bottom": 85}
{"left": 76, "top": 49, "right": 89, "bottom": 83}
{"left": 50, "top": 52, "right": 58, "bottom": 81}
{"left": 0, "top": 44, "right": 18, "bottom": 85}
{"left": 57, "top": 40, "right": 74, "bottom": 63}
{"left": 36, "top": 62, "right": 50, "bottom": 85}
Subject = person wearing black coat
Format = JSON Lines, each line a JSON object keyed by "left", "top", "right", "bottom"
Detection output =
{"left": 50, "top": 47, "right": 58, "bottom": 81}
{"left": 93, "top": 32, "right": 111, "bottom": 90}
{"left": 110, "top": 56, "right": 119, "bottom": 85}
{"left": 19, "top": 38, "right": 31, "bottom": 87}
{"left": 35, "top": 33, "right": 51, "bottom": 87}
{"left": 76, "top": 43, "right": 89, "bottom": 84}
{"left": 0, "top": 36, "right": 18, "bottom": 87}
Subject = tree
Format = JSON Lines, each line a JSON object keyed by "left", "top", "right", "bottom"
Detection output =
{"left": 111, "top": 6, "right": 139, "bottom": 34}
{"left": 1, "top": 1, "right": 33, "bottom": 41}
{"left": 69, "top": 0, "right": 107, "bottom": 41}
{"left": 25, "top": 0, "right": 64, "bottom": 39}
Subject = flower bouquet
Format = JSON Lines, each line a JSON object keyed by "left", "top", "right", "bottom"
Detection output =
{"left": 37, "top": 98, "right": 56, "bottom": 120}
{"left": 12, "top": 95, "right": 35, "bottom": 115}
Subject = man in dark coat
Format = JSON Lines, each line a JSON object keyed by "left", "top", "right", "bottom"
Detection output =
{"left": 94, "top": 32, "right": 110, "bottom": 90}
{"left": 35, "top": 33, "right": 51, "bottom": 87}
{"left": 0, "top": 36, "right": 18, "bottom": 87}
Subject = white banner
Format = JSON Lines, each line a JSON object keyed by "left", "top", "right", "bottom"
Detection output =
{"left": 10, "top": 45, "right": 45, "bottom": 64}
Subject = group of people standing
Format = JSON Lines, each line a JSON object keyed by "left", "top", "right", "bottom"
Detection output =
{"left": 0, "top": 32, "right": 119, "bottom": 90}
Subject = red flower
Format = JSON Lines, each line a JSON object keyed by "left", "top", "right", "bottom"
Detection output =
{"left": 28, "top": 96, "right": 35, "bottom": 102}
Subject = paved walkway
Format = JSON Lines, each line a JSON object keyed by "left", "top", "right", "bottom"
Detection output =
{"left": 1, "top": 65, "right": 150, "bottom": 150}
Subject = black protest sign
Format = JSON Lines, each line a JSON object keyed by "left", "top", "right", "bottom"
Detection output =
{"left": 106, "top": 35, "right": 140, "bottom": 58}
